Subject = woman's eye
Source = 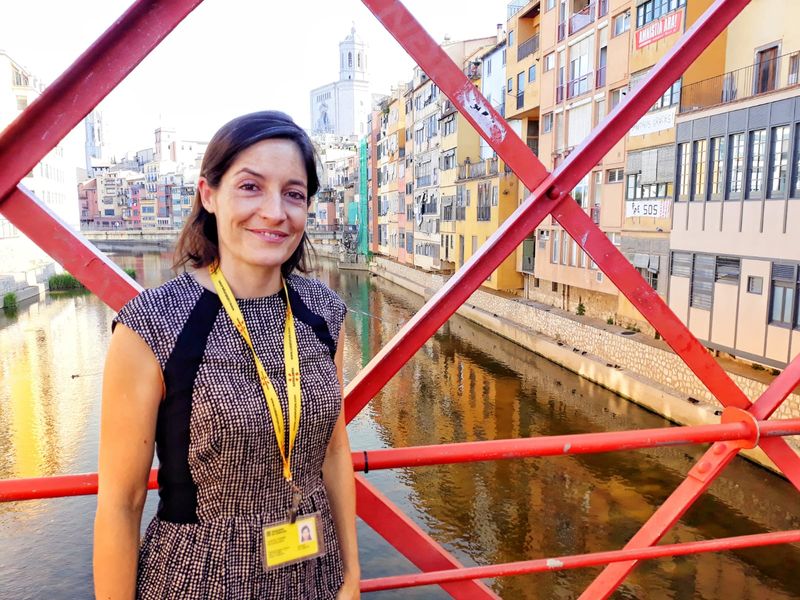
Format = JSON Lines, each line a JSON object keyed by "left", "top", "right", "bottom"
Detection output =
{"left": 239, "top": 182, "right": 258, "bottom": 192}
{"left": 286, "top": 190, "right": 307, "bottom": 202}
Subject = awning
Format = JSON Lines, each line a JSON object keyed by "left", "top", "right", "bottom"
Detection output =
{"left": 633, "top": 253, "right": 649, "bottom": 268}
{"left": 648, "top": 254, "right": 660, "bottom": 273}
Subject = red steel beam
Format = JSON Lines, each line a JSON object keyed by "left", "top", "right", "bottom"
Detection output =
{"left": 360, "top": 529, "right": 800, "bottom": 592}
{"left": 1, "top": 187, "right": 141, "bottom": 311}
{"left": 348, "top": 0, "right": 753, "bottom": 424}
{"left": 0, "top": 0, "right": 204, "bottom": 205}
{"left": 355, "top": 476, "right": 500, "bottom": 599}
{"left": 7, "top": 417, "right": 798, "bottom": 503}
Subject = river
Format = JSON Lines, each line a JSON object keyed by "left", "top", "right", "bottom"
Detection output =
{"left": 1, "top": 251, "right": 799, "bottom": 599}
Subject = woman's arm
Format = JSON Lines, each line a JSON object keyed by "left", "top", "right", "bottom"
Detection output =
{"left": 322, "top": 329, "right": 360, "bottom": 599}
{"left": 94, "top": 323, "right": 163, "bottom": 600}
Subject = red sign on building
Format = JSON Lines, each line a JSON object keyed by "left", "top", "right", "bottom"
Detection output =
{"left": 635, "top": 11, "right": 683, "bottom": 49}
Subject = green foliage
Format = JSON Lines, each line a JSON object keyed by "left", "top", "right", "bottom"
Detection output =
{"left": 606, "top": 316, "right": 614, "bottom": 325}
{"left": 124, "top": 268, "right": 137, "bottom": 280}
{"left": 3, "top": 292, "right": 17, "bottom": 309}
{"left": 48, "top": 273, "right": 84, "bottom": 291}
{"left": 576, "top": 302, "right": 586, "bottom": 316}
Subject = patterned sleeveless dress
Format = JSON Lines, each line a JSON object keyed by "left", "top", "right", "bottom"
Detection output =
{"left": 112, "top": 271, "right": 347, "bottom": 599}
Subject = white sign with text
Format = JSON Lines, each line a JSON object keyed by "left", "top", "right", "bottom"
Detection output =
{"left": 625, "top": 200, "right": 671, "bottom": 219}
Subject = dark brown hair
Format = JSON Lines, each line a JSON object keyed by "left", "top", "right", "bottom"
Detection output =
{"left": 173, "top": 111, "right": 319, "bottom": 277}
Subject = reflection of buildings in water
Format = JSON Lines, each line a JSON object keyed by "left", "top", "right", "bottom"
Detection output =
{"left": 345, "top": 273, "right": 800, "bottom": 598}
{"left": 0, "top": 295, "right": 105, "bottom": 481}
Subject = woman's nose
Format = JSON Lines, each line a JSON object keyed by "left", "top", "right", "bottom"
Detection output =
{"left": 258, "top": 190, "right": 286, "bottom": 221}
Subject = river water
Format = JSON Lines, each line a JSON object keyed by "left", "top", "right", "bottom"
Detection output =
{"left": 1, "top": 251, "right": 800, "bottom": 599}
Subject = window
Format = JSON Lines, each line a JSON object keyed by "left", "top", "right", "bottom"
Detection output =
{"left": 747, "top": 129, "right": 767, "bottom": 196}
{"left": 486, "top": 58, "right": 492, "bottom": 77}
{"left": 528, "top": 64, "right": 537, "bottom": 83}
{"left": 544, "top": 53, "right": 555, "bottom": 72}
{"left": 715, "top": 257, "right": 740, "bottom": 283}
{"left": 747, "top": 276, "right": 763, "bottom": 294}
{"left": 570, "top": 239, "right": 578, "bottom": 266}
{"left": 770, "top": 263, "right": 797, "bottom": 326}
{"left": 572, "top": 175, "right": 589, "bottom": 207}
{"left": 692, "top": 139, "right": 707, "bottom": 201}
{"left": 690, "top": 254, "right": 714, "bottom": 309}
{"left": 610, "top": 88, "right": 624, "bottom": 108}
{"left": 562, "top": 232, "right": 569, "bottom": 265}
{"left": 709, "top": 137, "right": 726, "bottom": 196}
{"left": 552, "top": 230, "right": 560, "bottom": 263}
{"left": 442, "top": 116, "right": 456, "bottom": 137}
{"left": 508, "top": 30, "right": 515, "bottom": 47}
{"left": 677, "top": 142, "right": 691, "bottom": 199}
{"left": 542, "top": 112, "right": 553, "bottom": 134}
{"left": 671, "top": 252, "right": 692, "bottom": 277}
{"left": 613, "top": 10, "right": 631, "bottom": 36}
{"left": 546, "top": 0, "right": 556, "bottom": 10}
{"left": 607, "top": 168, "right": 624, "bottom": 183}
{"left": 508, "top": 77, "right": 513, "bottom": 93}
{"left": 636, "top": 0, "right": 686, "bottom": 28}
{"left": 502, "top": 48, "right": 506, "bottom": 66}
{"left": 477, "top": 182, "right": 491, "bottom": 221}
{"left": 728, "top": 133, "right": 745, "bottom": 196}
{"left": 16, "top": 96, "right": 27, "bottom": 110}
{"left": 790, "top": 53, "right": 800, "bottom": 86}
{"left": 769, "top": 125, "right": 790, "bottom": 197}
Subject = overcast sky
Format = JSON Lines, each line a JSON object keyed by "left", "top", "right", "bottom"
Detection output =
{"left": 2, "top": 0, "right": 507, "bottom": 161}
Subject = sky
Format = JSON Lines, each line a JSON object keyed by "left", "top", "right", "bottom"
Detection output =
{"left": 1, "top": 0, "right": 507, "bottom": 162}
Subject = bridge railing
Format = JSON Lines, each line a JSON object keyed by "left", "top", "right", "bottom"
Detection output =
{"left": 1, "top": 1, "right": 797, "bottom": 599}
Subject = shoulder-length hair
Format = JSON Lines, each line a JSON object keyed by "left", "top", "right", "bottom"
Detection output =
{"left": 173, "top": 111, "right": 319, "bottom": 276}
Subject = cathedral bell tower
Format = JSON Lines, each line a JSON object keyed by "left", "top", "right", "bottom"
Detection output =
{"left": 339, "top": 25, "right": 367, "bottom": 82}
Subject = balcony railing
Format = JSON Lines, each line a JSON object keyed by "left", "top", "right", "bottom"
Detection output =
{"left": 457, "top": 159, "right": 491, "bottom": 180}
{"left": 569, "top": 2, "right": 596, "bottom": 35}
{"left": 567, "top": 72, "right": 593, "bottom": 99}
{"left": 516, "top": 91, "right": 525, "bottom": 109}
{"left": 517, "top": 33, "right": 540, "bottom": 62}
{"left": 596, "top": 65, "right": 607, "bottom": 88}
{"left": 556, "top": 84, "right": 565, "bottom": 103}
{"left": 476, "top": 205, "right": 491, "bottom": 221}
{"left": 680, "top": 51, "right": 800, "bottom": 114}
{"left": 557, "top": 21, "right": 566, "bottom": 42}
{"left": 598, "top": 0, "right": 608, "bottom": 17}
{"left": 591, "top": 205, "right": 601, "bottom": 224}
{"left": 507, "top": 0, "right": 529, "bottom": 19}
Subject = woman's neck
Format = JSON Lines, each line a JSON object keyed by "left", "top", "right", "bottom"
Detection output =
{"left": 196, "top": 257, "right": 283, "bottom": 299}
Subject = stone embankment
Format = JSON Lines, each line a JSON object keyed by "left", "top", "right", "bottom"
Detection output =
{"left": 347, "top": 252, "right": 800, "bottom": 473}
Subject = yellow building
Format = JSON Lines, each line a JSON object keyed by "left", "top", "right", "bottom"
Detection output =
{"left": 376, "top": 88, "right": 407, "bottom": 258}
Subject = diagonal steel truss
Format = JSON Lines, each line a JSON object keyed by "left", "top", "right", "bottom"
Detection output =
{"left": 2, "top": 0, "right": 799, "bottom": 597}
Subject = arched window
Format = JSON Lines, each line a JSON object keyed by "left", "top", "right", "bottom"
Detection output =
{"left": 348, "top": 52, "right": 352, "bottom": 68}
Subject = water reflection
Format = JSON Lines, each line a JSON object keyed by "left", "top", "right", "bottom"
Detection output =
{"left": 0, "top": 252, "right": 798, "bottom": 599}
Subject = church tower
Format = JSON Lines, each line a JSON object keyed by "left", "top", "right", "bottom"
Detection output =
{"left": 339, "top": 25, "right": 368, "bottom": 82}
{"left": 310, "top": 25, "right": 373, "bottom": 138}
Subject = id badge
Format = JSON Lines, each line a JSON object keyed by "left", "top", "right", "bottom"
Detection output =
{"left": 262, "top": 512, "right": 327, "bottom": 571}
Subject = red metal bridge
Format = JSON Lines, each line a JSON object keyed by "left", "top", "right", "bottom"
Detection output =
{"left": 2, "top": 0, "right": 800, "bottom": 597}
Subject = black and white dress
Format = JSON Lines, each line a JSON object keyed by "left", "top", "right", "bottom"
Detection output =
{"left": 113, "top": 271, "right": 347, "bottom": 599}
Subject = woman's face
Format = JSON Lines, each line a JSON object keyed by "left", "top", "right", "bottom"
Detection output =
{"left": 199, "top": 138, "right": 308, "bottom": 278}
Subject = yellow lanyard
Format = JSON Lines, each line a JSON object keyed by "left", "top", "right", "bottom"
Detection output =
{"left": 209, "top": 262, "right": 301, "bottom": 483}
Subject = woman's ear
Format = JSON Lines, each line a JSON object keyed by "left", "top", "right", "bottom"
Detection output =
{"left": 198, "top": 177, "right": 215, "bottom": 214}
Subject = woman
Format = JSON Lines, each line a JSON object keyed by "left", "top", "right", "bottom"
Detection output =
{"left": 94, "top": 111, "right": 360, "bottom": 599}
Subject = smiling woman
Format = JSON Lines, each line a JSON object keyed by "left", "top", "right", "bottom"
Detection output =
{"left": 94, "top": 111, "right": 360, "bottom": 599}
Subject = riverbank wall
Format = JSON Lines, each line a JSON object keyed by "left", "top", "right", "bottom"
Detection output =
{"left": 348, "top": 252, "right": 800, "bottom": 473}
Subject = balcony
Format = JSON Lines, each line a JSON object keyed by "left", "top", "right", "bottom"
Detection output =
{"left": 566, "top": 72, "right": 593, "bottom": 99}
{"left": 680, "top": 50, "right": 800, "bottom": 114}
{"left": 507, "top": 0, "right": 533, "bottom": 19}
{"left": 517, "top": 33, "right": 540, "bottom": 62}
{"left": 569, "top": 2, "right": 596, "bottom": 35}
{"left": 516, "top": 91, "right": 525, "bottom": 110}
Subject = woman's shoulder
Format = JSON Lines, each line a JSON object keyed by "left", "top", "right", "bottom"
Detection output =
{"left": 117, "top": 272, "right": 200, "bottom": 320}
{"left": 112, "top": 273, "right": 205, "bottom": 367}
{"left": 288, "top": 273, "right": 345, "bottom": 310}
